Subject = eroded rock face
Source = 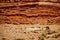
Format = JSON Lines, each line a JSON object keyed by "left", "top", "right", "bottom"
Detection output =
{"left": 0, "top": 4, "right": 60, "bottom": 24}
{"left": 0, "top": 0, "right": 60, "bottom": 2}
{"left": 0, "top": 0, "right": 60, "bottom": 40}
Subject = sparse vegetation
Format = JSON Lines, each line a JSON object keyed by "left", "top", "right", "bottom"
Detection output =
{"left": 45, "top": 26, "right": 50, "bottom": 30}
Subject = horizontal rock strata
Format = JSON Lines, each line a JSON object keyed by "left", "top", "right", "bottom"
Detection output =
{"left": 0, "top": 5, "right": 60, "bottom": 16}
{"left": 0, "top": 0, "right": 60, "bottom": 25}
{"left": 0, "top": 3, "right": 60, "bottom": 24}
{"left": 0, "top": 2, "right": 60, "bottom": 8}
{"left": 0, "top": 0, "right": 60, "bottom": 3}
{"left": 0, "top": 0, "right": 60, "bottom": 40}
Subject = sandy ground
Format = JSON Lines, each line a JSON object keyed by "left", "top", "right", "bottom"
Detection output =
{"left": 0, "top": 24, "right": 60, "bottom": 40}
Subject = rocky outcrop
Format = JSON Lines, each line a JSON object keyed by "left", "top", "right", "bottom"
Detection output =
{"left": 0, "top": 5, "right": 60, "bottom": 24}
{"left": 0, "top": 1, "right": 60, "bottom": 25}
{"left": 0, "top": 1, "right": 60, "bottom": 40}
{"left": 0, "top": 0, "right": 60, "bottom": 2}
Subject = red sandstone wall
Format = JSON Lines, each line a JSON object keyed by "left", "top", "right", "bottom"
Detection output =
{"left": 0, "top": 0, "right": 60, "bottom": 25}
{"left": 0, "top": 5, "right": 60, "bottom": 24}
{"left": 0, "top": 0, "right": 60, "bottom": 2}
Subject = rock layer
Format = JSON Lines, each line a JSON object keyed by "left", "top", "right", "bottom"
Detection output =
{"left": 0, "top": 1, "right": 60, "bottom": 25}
{"left": 0, "top": 4, "right": 60, "bottom": 24}
{"left": 0, "top": 0, "right": 60, "bottom": 3}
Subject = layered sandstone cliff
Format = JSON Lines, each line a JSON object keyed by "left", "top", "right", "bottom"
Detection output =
{"left": 0, "top": 0, "right": 60, "bottom": 2}
{"left": 0, "top": 2, "right": 60, "bottom": 24}
{"left": 0, "top": 0, "right": 60, "bottom": 40}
